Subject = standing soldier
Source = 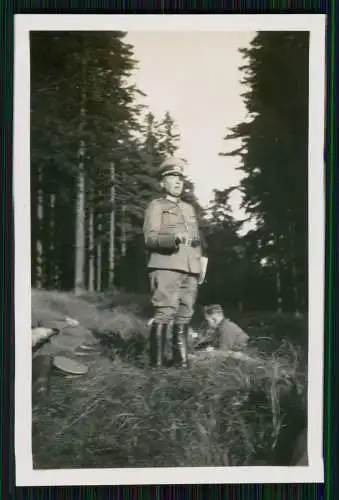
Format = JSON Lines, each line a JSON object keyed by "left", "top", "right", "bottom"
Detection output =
{"left": 143, "top": 157, "right": 207, "bottom": 368}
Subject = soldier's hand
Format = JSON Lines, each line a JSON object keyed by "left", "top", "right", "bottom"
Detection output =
{"left": 175, "top": 233, "right": 188, "bottom": 244}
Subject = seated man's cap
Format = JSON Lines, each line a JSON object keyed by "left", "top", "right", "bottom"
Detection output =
{"left": 204, "top": 304, "right": 224, "bottom": 316}
{"left": 159, "top": 157, "right": 186, "bottom": 178}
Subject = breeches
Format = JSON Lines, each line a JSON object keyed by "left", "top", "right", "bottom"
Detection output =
{"left": 149, "top": 269, "right": 199, "bottom": 324}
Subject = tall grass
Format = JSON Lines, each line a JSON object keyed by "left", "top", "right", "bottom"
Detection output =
{"left": 32, "top": 345, "right": 306, "bottom": 468}
{"left": 32, "top": 290, "right": 307, "bottom": 468}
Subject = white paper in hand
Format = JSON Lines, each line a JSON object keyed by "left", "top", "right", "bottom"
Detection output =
{"left": 198, "top": 256, "right": 208, "bottom": 285}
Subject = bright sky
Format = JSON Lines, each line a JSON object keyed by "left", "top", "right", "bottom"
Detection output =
{"left": 125, "top": 31, "right": 256, "bottom": 228}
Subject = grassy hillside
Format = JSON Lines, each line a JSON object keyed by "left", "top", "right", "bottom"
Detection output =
{"left": 32, "top": 290, "right": 308, "bottom": 468}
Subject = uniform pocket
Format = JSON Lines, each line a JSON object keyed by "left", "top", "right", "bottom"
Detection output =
{"left": 162, "top": 210, "right": 178, "bottom": 228}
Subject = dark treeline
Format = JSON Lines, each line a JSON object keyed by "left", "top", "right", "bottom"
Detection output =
{"left": 30, "top": 31, "right": 309, "bottom": 314}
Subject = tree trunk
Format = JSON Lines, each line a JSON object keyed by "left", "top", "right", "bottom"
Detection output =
{"left": 74, "top": 141, "right": 86, "bottom": 295}
{"left": 96, "top": 222, "right": 102, "bottom": 292}
{"left": 88, "top": 205, "right": 95, "bottom": 292}
{"left": 49, "top": 193, "right": 56, "bottom": 288}
{"left": 74, "top": 45, "right": 87, "bottom": 296}
{"left": 291, "top": 256, "right": 299, "bottom": 315}
{"left": 53, "top": 192, "right": 63, "bottom": 290}
{"left": 275, "top": 264, "right": 283, "bottom": 313}
{"left": 288, "top": 223, "right": 300, "bottom": 314}
{"left": 36, "top": 166, "right": 44, "bottom": 289}
{"left": 274, "top": 235, "right": 283, "bottom": 313}
{"left": 121, "top": 203, "right": 127, "bottom": 257}
{"left": 108, "top": 162, "right": 115, "bottom": 288}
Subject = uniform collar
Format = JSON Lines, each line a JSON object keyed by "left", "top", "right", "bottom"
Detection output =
{"left": 164, "top": 195, "right": 182, "bottom": 206}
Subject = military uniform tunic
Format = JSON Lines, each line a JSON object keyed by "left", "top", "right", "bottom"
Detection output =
{"left": 212, "top": 318, "right": 249, "bottom": 351}
{"left": 143, "top": 197, "right": 203, "bottom": 324}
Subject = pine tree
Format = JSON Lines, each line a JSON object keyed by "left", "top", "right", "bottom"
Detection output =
{"left": 156, "top": 111, "right": 181, "bottom": 157}
{"left": 199, "top": 189, "right": 245, "bottom": 309}
{"left": 30, "top": 31, "right": 147, "bottom": 292}
{"left": 220, "top": 31, "right": 309, "bottom": 312}
{"left": 108, "top": 161, "right": 116, "bottom": 288}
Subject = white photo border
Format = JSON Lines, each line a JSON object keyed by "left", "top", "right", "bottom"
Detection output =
{"left": 13, "top": 13, "right": 326, "bottom": 486}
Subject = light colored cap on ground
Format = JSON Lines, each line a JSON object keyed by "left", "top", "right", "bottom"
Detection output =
{"left": 52, "top": 355, "right": 88, "bottom": 375}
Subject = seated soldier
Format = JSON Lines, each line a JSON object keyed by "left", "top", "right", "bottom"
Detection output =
{"left": 197, "top": 304, "right": 249, "bottom": 352}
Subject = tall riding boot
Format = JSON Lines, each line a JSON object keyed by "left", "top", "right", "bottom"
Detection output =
{"left": 172, "top": 324, "right": 189, "bottom": 368}
{"left": 149, "top": 322, "right": 167, "bottom": 367}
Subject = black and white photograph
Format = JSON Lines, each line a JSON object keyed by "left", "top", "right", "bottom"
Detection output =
{"left": 14, "top": 14, "right": 325, "bottom": 486}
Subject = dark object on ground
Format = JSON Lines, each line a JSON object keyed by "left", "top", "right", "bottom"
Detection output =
{"left": 273, "top": 383, "right": 307, "bottom": 465}
{"left": 52, "top": 356, "right": 88, "bottom": 375}
{"left": 93, "top": 329, "right": 125, "bottom": 350}
{"left": 291, "top": 427, "right": 308, "bottom": 465}
{"left": 94, "top": 328, "right": 147, "bottom": 363}
{"left": 32, "top": 355, "right": 53, "bottom": 404}
{"left": 32, "top": 326, "right": 60, "bottom": 404}
{"left": 242, "top": 382, "right": 307, "bottom": 466}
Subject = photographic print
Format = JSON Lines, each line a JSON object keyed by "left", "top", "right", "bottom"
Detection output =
{"left": 14, "top": 14, "right": 325, "bottom": 486}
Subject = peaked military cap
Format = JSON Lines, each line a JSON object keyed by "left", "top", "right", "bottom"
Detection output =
{"left": 159, "top": 157, "right": 186, "bottom": 178}
{"left": 204, "top": 304, "right": 224, "bottom": 316}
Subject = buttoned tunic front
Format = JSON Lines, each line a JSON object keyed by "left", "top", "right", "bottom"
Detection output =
{"left": 143, "top": 197, "right": 203, "bottom": 324}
